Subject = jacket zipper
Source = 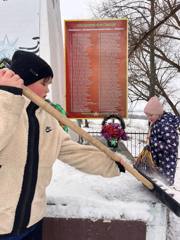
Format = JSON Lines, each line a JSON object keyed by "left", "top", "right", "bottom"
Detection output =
{"left": 12, "top": 102, "right": 39, "bottom": 234}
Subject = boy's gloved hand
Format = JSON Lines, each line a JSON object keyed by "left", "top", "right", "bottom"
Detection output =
{"left": 115, "top": 152, "right": 126, "bottom": 173}
{"left": 115, "top": 161, "right": 125, "bottom": 172}
{"left": 144, "top": 145, "right": 151, "bottom": 151}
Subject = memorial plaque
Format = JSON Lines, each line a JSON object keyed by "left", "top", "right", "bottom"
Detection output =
{"left": 65, "top": 19, "right": 128, "bottom": 118}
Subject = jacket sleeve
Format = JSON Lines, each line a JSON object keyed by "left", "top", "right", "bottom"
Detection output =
{"left": 57, "top": 130, "right": 120, "bottom": 178}
{"left": 157, "top": 124, "right": 179, "bottom": 152}
{"left": 0, "top": 89, "right": 25, "bottom": 151}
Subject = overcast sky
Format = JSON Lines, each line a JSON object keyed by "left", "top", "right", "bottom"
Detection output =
{"left": 59, "top": 0, "right": 103, "bottom": 19}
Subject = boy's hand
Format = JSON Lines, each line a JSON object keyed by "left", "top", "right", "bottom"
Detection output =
{"left": 0, "top": 69, "right": 24, "bottom": 89}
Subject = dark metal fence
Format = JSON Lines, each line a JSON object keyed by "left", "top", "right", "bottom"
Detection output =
{"left": 83, "top": 131, "right": 180, "bottom": 160}
{"left": 123, "top": 132, "right": 148, "bottom": 158}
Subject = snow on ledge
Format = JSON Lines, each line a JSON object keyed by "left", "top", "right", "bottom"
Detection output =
{"left": 46, "top": 159, "right": 162, "bottom": 223}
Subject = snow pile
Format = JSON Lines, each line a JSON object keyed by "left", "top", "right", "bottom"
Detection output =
{"left": 46, "top": 159, "right": 156, "bottom": 222}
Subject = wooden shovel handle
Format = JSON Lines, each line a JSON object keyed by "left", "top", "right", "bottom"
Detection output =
{"left": 22, "top": 86, "right": 154, "bottom": 190}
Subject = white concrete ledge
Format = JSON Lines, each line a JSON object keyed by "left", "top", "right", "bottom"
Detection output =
{"left": 46, "top": 160, "right": 168, "bottom": 240}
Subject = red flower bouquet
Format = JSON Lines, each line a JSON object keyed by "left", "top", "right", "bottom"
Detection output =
{"left": 101, "top": 115, "right": 128, "bottom": 148}
{"left": 101, "top": 122, "right": 128, "bottom": 140}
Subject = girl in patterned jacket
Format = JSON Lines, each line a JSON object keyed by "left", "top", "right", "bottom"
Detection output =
{"left": 144, "top": 96, "right": 180, "bottom": 186}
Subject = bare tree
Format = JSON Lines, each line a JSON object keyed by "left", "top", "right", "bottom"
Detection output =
{"left": 91, "top": 0, "right": 180, "bottom": 115}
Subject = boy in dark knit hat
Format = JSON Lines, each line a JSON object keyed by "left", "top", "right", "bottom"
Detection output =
{"left": 0, "top": 50, "right": 123, "bottom": 240}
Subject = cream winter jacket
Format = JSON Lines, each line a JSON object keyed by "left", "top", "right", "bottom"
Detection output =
{"left": 0, "top": 89, "right": 120, "bottom": 235}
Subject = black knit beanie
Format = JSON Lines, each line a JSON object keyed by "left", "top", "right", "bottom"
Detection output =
{"left": 10, "top": 50, "right": 53, "bottom": 86}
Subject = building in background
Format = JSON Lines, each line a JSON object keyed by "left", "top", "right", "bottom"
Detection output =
{"left": 0, "top": 0, "right": 65, "bottom": 107}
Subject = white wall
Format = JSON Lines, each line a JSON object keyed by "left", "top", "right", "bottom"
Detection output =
{"left": 40, "top": 0, "right": 66, "bottom": 107}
